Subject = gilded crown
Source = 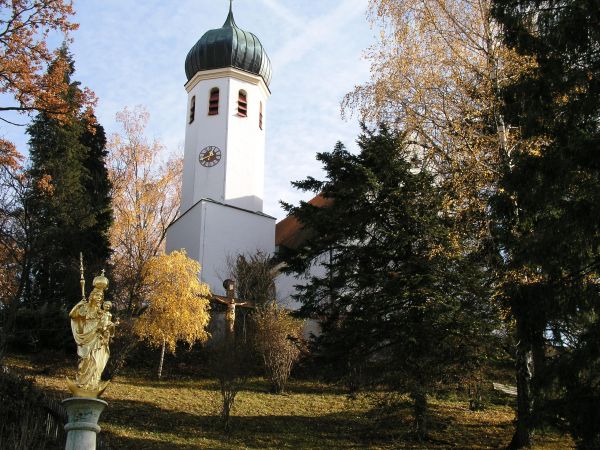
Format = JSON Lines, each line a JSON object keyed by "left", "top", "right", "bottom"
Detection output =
{"left": 93, "top": 270, "right": 109, "bottom": 291}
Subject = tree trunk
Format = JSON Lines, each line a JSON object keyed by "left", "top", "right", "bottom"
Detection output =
{"left": 411, "top": 389, "right": 428, "bottom": 441}
{"left": 157, "top": 339, "right": 166, "bottom": 379}
{"left": 510, "top": 333, "right": 535, "bottom": 449}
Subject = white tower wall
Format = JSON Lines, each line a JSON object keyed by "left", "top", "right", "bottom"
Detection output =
{"left": 167, "top": 67, "right": 274, "bottom": 296}
{"left": 225, "top": 77, "right": 268, "bottom": 211}
{"left": 181, "top": 68, "right": 270, "bottom": 213}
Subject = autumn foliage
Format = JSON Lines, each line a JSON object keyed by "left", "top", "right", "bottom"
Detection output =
{"left": 108, "top": 106, "right": 182, "bottom": 314}
{"left": 343, "top": 0, "right": 535, "bottom": 249}
{"left": 0, "top": 1, "right": 95, "bottom": 125}
{"left": 133, "top": 251, "right": 211, "bottom": 352}
{"left": 133, "top": 251, "right": 211, "bottom": 378}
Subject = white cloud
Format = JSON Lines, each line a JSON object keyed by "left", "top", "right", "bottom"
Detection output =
{"left": 1, "top": 1, "right": 375, "bottom": 221}
{"left": 258, "top": 0, "right": 304, "bottom": 30}
{"left": 271, "top": 0, "right": 369, "bottom": 72}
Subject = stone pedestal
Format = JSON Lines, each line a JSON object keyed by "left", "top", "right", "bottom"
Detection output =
{"left": 62, "top": 397, "right": 107, "bottom": 450}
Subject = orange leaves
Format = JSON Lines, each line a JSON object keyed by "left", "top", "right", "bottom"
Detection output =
{"left": 0, "top": 1, "right": 93, "bottom": 123}
{"left": 133, "top": 251, "right": 211, "bottom": 353}
{"left": 34, "top": 174, "right": 54, "bottom": 196}
{"left": 0, "top": 139, "right": 22, "bottom": 170}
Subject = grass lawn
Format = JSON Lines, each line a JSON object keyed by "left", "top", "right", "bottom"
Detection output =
{"left": 7, "top": 355, "right": 574, "bottom": 449}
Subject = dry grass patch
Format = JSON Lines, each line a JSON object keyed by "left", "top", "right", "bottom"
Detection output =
{"left": 6, "top": 355, "right": 574, "bottom": 449}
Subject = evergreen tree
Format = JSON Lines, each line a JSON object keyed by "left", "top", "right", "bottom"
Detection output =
{"left": 26, "top": 47, "right": 112, "bottom": 317}
{"left": 492, "top": 1, "right": 600, "bottom": 448}
{"left": 281, "top": 126, "right": 500, "bottom": 440}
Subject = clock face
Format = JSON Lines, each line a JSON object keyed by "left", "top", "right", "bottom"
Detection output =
{"left": 199, "top": 146, "right": 221, "bottom": 167}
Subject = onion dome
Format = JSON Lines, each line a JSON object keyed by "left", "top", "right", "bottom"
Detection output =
{"left": 185, "top": 3, "right": 272, "bottom": 87}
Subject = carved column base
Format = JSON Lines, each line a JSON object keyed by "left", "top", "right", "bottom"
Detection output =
{"left": 63, "top": 397, "right": 107, "bottom": 450}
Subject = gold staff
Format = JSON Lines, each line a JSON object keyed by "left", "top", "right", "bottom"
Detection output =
{"left": 80, "top": 252, "right": 86, "bottom": 301}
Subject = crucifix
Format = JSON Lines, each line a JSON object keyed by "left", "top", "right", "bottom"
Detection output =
{"left": 212, "top": 279, "right": 253, "bottom": 337}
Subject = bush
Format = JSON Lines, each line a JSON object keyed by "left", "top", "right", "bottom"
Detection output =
{"left": 208, "top": 338, "right": 254, "bottom": 432}
{"left": 9, "top": 304, "right": 72, "bottom": 353}
{"left": 253, "top": 303, "right": 305, "bottom": 394}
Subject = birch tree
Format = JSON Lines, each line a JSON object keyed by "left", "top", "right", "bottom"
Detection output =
{"left": 133, "top": 251, "right": 211, "bottom": 379}
{"left": 108, "top": 106, "right": 182, "bottom": 314}
{"left": 343, "top": 0, "right": 535, "bottom": 245}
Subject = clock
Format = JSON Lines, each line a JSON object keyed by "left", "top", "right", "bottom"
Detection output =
{"left": 199, "top": 146, "right": 221, "bottom": 167}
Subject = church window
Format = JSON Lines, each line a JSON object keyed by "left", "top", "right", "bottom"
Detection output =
{"left": 259, "top": 101, "right": 263, "bottom": 129}
{"left": 208, "top": 88, "right": 219, "bottom": 116}
{"left": 238, "top": 90, "right": 248, "bottom": 117}
{"left": 189, "top": 96, "right": 196, "bottom": 123}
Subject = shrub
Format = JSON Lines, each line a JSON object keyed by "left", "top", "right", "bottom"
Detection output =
{"left": 253, "top": 303, "right": 305, "bottom": 394}
{"left": 208, "top": 338, "right": 253, "bottom": 433}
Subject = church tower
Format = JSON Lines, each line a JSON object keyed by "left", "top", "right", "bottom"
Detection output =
{"left": 167, "top": 4, "right": 276, "bottom": 294}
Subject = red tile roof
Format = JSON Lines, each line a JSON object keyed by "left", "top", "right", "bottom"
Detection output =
{"left": 275, "top": 195, "right": 332, "bottom": 250}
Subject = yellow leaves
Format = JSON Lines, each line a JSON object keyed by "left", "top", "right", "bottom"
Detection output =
{"left": 344, "top": 0, "right": 541, "bottom": 254}
{"left": 504, "top": 267, "right": 544, "bottom": 286}
{"left": 133, "top": 251, "right": 211, "bottom": 353}
{"left": 253, "top": 303, "right": 304, "bottom": 359}
{"left": 107, "top": 106, "right": 183, "bottom": 310}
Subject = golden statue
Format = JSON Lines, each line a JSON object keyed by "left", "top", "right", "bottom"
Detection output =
{"left": 67, "top": 256, "right": 117, "bottom": 398}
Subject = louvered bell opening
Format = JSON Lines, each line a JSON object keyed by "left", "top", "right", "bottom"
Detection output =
{"left": 208, "top": 90, "right": 219, "bottom": 116}
{"left": 189, "top": 96, "right": 196, "bottom": 124}
{"left": 238, "top": 91, "right": 248, "bottom": 117}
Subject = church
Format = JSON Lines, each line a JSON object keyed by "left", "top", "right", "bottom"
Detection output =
{"left": 166, "top": 3, "right": 317, "bottom": 309}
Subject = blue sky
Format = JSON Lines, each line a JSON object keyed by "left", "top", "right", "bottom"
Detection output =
{"left": 2, "top": 0, "right": 375, "bottom": 220}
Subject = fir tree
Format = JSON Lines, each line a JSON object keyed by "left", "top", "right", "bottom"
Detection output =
{"left": 492, "top": 1, "right": 600, "bottom": 448}
{"left": 281, "top": 126, "right": 500, "bottom": 440}
{"left": 26, "top": 47, "right": 112, "bottom": 316}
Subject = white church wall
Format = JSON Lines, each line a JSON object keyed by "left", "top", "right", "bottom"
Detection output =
{"left": 202, "top": 201, "right": 275, "bottom": 295}
{"left": 275, "top": 254, "right": 329, "bottom": 339}
{"left": 165, "top": 204, "right": 204, "bottom": 263}
{"left": 168, "top": 199, "right": 275, "bottom": 296}
{"left": 275, "top": 252, "right": 330, "bottom": 310}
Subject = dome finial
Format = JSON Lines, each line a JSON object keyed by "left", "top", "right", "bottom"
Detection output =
{"left": 223, "top": 0, "right": 236, "bottom": 28}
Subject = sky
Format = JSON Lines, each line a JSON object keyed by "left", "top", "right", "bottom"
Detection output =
{"left": 2, "top": 0, "right": 376, "bottom": 221}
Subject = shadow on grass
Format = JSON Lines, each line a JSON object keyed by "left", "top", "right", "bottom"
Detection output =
{"left": 34, "top": 380, "right": 521, "bottom": 449}
{"left": 101, "top": 395, "right": 402, "bottom": 450}
{"left": 33, "top": 385, "right": 520, "bottom": 450}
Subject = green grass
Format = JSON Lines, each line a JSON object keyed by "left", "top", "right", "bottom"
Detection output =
{"left": 7, "top": 355, "right": 574, "bottom": 449}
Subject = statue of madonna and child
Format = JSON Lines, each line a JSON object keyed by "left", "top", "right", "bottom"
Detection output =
{"left": 67, "top": 256, "right": 118, "bottom": 398}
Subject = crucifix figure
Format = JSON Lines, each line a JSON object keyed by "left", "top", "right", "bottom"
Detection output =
{"left": 212, "top": 279, "right": 252, "bottom": 337}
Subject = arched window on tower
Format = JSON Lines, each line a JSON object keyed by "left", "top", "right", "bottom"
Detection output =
{"left": 237, "top": 90, "right": 247, "bottom": 117}
{"left": 259, "top": 101, "right": 263, "bottom": 130}
{"left": 189, "top": 96, "right": 196, "bottom": 124}
{"left": 208, "top": 88, "right": 219, "bottom": 116}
